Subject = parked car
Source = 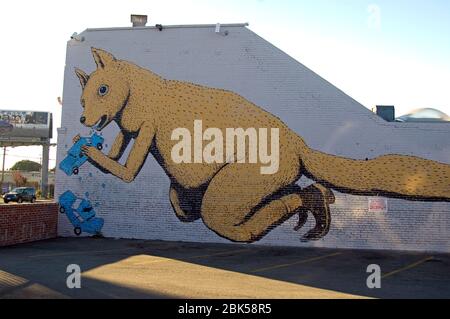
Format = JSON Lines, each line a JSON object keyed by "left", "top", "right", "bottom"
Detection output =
{"left": 3, "top": 187, "right": 37, "bottom": 203}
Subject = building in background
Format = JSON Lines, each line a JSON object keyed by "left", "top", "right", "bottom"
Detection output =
{"left": 0, "top": 171, "right": 55, "bottom": 196}
{"left": 396, "top": 108, "right": 450, "bottom": 123}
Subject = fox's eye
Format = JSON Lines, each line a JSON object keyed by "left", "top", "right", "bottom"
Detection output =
{"left": 98, "top": 85, "right": 109, "bottom": 96}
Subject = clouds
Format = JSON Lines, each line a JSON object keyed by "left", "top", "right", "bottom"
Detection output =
{"left": 367, "top": 4, "right": 382, "bottom": 31}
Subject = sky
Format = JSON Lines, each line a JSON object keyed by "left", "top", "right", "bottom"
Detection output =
{"left": 0, "top": 0, "right": 449, "bottom": 170}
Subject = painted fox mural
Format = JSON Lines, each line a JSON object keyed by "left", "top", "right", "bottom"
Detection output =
{"left": 73, "top": 48, "right": 450, "bottom": 243}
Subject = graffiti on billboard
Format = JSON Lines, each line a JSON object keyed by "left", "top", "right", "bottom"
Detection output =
{"left": 67, "top": 48, "right": 450, "bottom": 242}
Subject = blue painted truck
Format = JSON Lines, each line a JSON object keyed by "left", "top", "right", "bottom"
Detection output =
{"left": 59, "top": 133, "right": 104, "bottom": 176}
{"left": 58, "top": 190, "right": 104, "bottom": 236}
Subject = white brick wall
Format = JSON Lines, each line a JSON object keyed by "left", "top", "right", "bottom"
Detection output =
{"left": 56, "top": 25, "right": 450, "bottom": 253}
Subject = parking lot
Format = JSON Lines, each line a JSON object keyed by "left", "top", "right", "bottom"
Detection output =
{"left": 0, "top": 237, "right": 449, "bottom": 299}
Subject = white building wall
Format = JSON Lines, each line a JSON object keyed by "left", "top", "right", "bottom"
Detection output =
{"left": 56, "top": 25, "right": 450, "bottom": 252}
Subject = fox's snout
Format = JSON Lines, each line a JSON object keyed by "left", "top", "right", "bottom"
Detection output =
{"left": 79, "top": 113, "right": 109, "bottom": 132}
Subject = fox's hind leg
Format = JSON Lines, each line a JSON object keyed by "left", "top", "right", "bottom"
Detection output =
{"left": 295, "top": 183, "right": 335, "bottom": 241}
{"left": 200, "top": 163, "right": 304, "bottom": 243}
{"left": 169, "top": 183, "right": 202, "bottom": 223}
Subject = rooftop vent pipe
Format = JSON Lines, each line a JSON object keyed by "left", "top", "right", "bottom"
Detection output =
{"left": 131, "top": 14, "right": 148, "bottom": 27}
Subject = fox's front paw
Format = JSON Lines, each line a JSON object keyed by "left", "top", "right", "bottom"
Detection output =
{"left": 81, "top": 145, "right": 111, "bottom": 175}
{"left": 73, "top": 134, "right": 81, "bottom": 144}
{"left": 81, "top": 145, "right": 103, "bottom": 162}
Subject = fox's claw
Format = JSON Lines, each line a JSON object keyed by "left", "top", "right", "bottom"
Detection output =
{"left": 293, "top": 208, "right": 308, "bottom": 232}
{"left": 81, "top": 145, "right": 90, "bottom": 155}
{"left": 297, "top": 183, "right": 335, "bottom": 241}
{"left": 81, "top": 145, "right": 97, "bottom": 159}
{"left": 301, "top": 220, "right": 329, "bottom": 242}
{"left": 73, "top": 134, "right": 81, "bottom": 144}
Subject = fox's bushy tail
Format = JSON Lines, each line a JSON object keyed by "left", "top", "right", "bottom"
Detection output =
{"left": 298, "top": 141, "right": 450, "bottom": 202}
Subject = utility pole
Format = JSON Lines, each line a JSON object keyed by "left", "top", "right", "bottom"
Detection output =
{"left": 40, "top": 143, "right": 49, "bottom": 199}
{"left": 1, "top": 146, "right": 6, "bottom": 193}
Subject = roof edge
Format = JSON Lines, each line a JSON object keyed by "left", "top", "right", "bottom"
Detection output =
{"left": 85, "top": 23, "right": 249, "bottom": 32}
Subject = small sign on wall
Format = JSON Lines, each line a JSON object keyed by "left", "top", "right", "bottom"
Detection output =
{"left": 368, "top": 197, "right": 388, "bottom": 213}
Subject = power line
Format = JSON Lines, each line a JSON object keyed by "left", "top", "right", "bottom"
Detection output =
{"left": 0, "top": 153, "right": 56, "bottom": 161}
{"left": 8, "top": 155, "right": 56, "bottom": 161}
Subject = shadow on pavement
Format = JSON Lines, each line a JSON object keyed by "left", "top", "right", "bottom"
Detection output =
{"left": 0, "top": 237, "right": 449, "bottom": 299}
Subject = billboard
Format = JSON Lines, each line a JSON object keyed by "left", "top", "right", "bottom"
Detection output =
{"left": 0, "top": 110, "right": 52, "bottom": 141}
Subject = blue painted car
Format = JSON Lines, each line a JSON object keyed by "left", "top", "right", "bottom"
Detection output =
{"left": 59, "top": 133, "right": 104, "bottom": 176}
{"left": 58, "top": 190, "right": 104, "bottom": 236}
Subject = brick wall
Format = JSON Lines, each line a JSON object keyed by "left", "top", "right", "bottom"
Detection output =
{"left": 56, "top": 25, "right": 450, "bottom": 253}
{"left": 0, "top": 203, "right": 58, "bottom": 247}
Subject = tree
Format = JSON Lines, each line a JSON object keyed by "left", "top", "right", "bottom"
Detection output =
{"left": 12, "top": 171, "right": 27, "bottom": 187}
{"left": 11, "top": 160, "right": 41, "bottom": 172}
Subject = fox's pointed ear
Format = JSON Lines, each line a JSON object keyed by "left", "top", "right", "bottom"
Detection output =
{"left": 75, "top": 68, "right": 89, "bottom": 89}
{"left": 91, "top": 47, "right": 115, "bottom": 69}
